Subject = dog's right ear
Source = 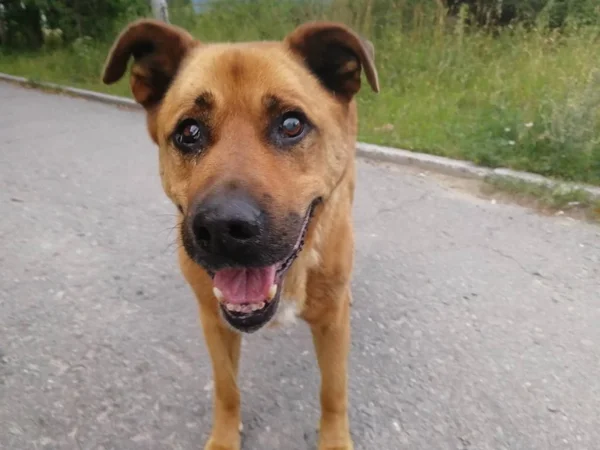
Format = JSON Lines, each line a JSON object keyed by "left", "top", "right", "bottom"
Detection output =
{"left": 102, "top": 19, "right": 197, "bottom": 108}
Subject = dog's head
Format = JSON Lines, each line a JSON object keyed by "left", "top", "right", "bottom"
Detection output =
{"left": 103, "top": 19, "right": 378, "bottom": 332}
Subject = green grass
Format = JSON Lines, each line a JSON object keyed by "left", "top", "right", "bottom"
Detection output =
{"left": 483, "top": 175, "right": 600, "bottom": 222}
{"left": 1, "top": 0, "right": 600, "bottom": 185}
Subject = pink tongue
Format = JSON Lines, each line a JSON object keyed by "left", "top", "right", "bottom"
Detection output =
{"left": 213, "top": 266, "right": 276, "bottom": 305}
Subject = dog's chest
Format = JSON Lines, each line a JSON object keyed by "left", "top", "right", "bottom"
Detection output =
{"left": 270, "top": 297, "right": 301, "bottom": 329}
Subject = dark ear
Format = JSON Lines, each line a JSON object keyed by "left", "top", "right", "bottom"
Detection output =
{"left": 102, "top": 19, "right": 197, "bottom": 108}
{"left": 285, "top": 21, "right": 379, "bottom": 101}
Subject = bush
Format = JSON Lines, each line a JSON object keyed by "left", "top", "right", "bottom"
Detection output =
{"left": 1, "top": 0, "right": 44, "bottom": 49}
{"left": 0, "top": 0, "right": 150, "bottom": 49}
{"left": 445, "top": 0, "right": 600, "bottom": 28}
{"left": 42, "top": 0, "right": 149, "bottom": 43}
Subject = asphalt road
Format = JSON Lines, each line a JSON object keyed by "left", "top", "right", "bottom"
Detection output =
{"left": 1, "top": 82, "right": 599, "bottom": 450}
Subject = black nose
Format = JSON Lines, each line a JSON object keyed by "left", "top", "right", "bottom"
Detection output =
{"left": 191, "top": 191, "right": 265, "bottom": 261}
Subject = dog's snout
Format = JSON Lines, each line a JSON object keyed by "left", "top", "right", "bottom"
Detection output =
{"left": 191, "top": 192, "right": 264, "bottom": 256}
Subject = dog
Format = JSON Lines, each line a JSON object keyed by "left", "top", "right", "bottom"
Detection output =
{"left": 102, "top": 18, "right": 379, "bottom": 450}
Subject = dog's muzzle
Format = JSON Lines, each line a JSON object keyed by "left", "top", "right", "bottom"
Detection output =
{"left": 181, "top": 189, "right": 319, "bottom": 333}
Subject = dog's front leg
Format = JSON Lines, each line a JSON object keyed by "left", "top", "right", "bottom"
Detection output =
{"left": 310, "top": 291, "right": 353, "bottom": 450}
{"left": 199, "top": 305, "right": 242, "bottom": 450}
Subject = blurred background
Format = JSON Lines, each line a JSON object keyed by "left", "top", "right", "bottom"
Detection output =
{"left": 1, "top": 0, "right": 599, "bottom": 187}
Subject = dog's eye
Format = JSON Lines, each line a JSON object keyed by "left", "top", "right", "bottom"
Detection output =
{"left": 281, "top": 114, "right": 304, "bottom": 138}
{"left": 173, "top": 118, "right": 206, "bottom": 153}
{"left": 270, "top": 111, "right": 311, "bottom": 148}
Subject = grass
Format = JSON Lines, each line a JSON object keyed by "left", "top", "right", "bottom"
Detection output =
{"left": 482, "top": 175, "right": 600, "bottom": 222}
{"left": 1, "top": 0, "right": 600, "bottom": 185}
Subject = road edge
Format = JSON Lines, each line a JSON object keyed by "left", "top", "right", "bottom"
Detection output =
{"left": 2, "top": 72, "right": 599, "bottom": 200}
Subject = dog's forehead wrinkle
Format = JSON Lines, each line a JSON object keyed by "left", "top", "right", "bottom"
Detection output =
{"left": 195, "top": 91, "right": 214, "bottom": 108}
{"left": 263, "top": 94, "right": 286, "bottom": 114}
{"left": 262, "top": 93, "right": 310, "bottom": 118}
{"left": 181, "top": 44, "right": 316, "bottom": 100}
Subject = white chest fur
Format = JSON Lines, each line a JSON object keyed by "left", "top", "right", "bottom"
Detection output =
{"left": 271, "top": 297, "right": 301, "bottom": 328}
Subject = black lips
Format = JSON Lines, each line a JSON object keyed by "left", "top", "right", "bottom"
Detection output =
{"left": 219, "top": 290, "right": 281, "bottom": 333}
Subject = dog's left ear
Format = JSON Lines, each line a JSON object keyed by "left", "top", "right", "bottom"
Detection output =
{"left": 285, "top": 21, "right": 380, "bottom": 101}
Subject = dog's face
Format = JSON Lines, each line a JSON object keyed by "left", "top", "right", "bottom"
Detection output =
{"left": 103, "top": 19, "right": 378, "bottom": 332}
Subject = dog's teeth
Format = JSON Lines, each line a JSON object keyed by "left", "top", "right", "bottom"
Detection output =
{"left": 226, "top": 303, "right": 236, "bottom": 311}
{"left": 251, "top": 302, "right": 265, "bottom": 311}
{"left": 213, "top": 287, "right": 224, "bottom": 301}
{"left": 268, "top": 284, "right": 277, "bottom": 300}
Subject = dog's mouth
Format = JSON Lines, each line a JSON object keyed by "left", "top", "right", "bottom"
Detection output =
{"left": 211, "top": 200, "right": 318, "bottom": 333}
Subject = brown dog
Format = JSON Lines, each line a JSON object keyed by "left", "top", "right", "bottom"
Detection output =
{"left": 102, "top": 18, "right": 379, "bottom": 450}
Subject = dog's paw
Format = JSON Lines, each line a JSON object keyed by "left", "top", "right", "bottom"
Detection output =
{"left": 319, "top": 444, "right": 354, "bottom": 450}
{"left": 204, "top": 437, "right": 240, "bottom": 450}
{"left": 318, "top": 437, "right": 354, "bottom": 450}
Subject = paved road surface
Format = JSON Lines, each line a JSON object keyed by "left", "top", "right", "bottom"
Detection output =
{"left": 1, "top": 82, "right": 599, "bottom": 450}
